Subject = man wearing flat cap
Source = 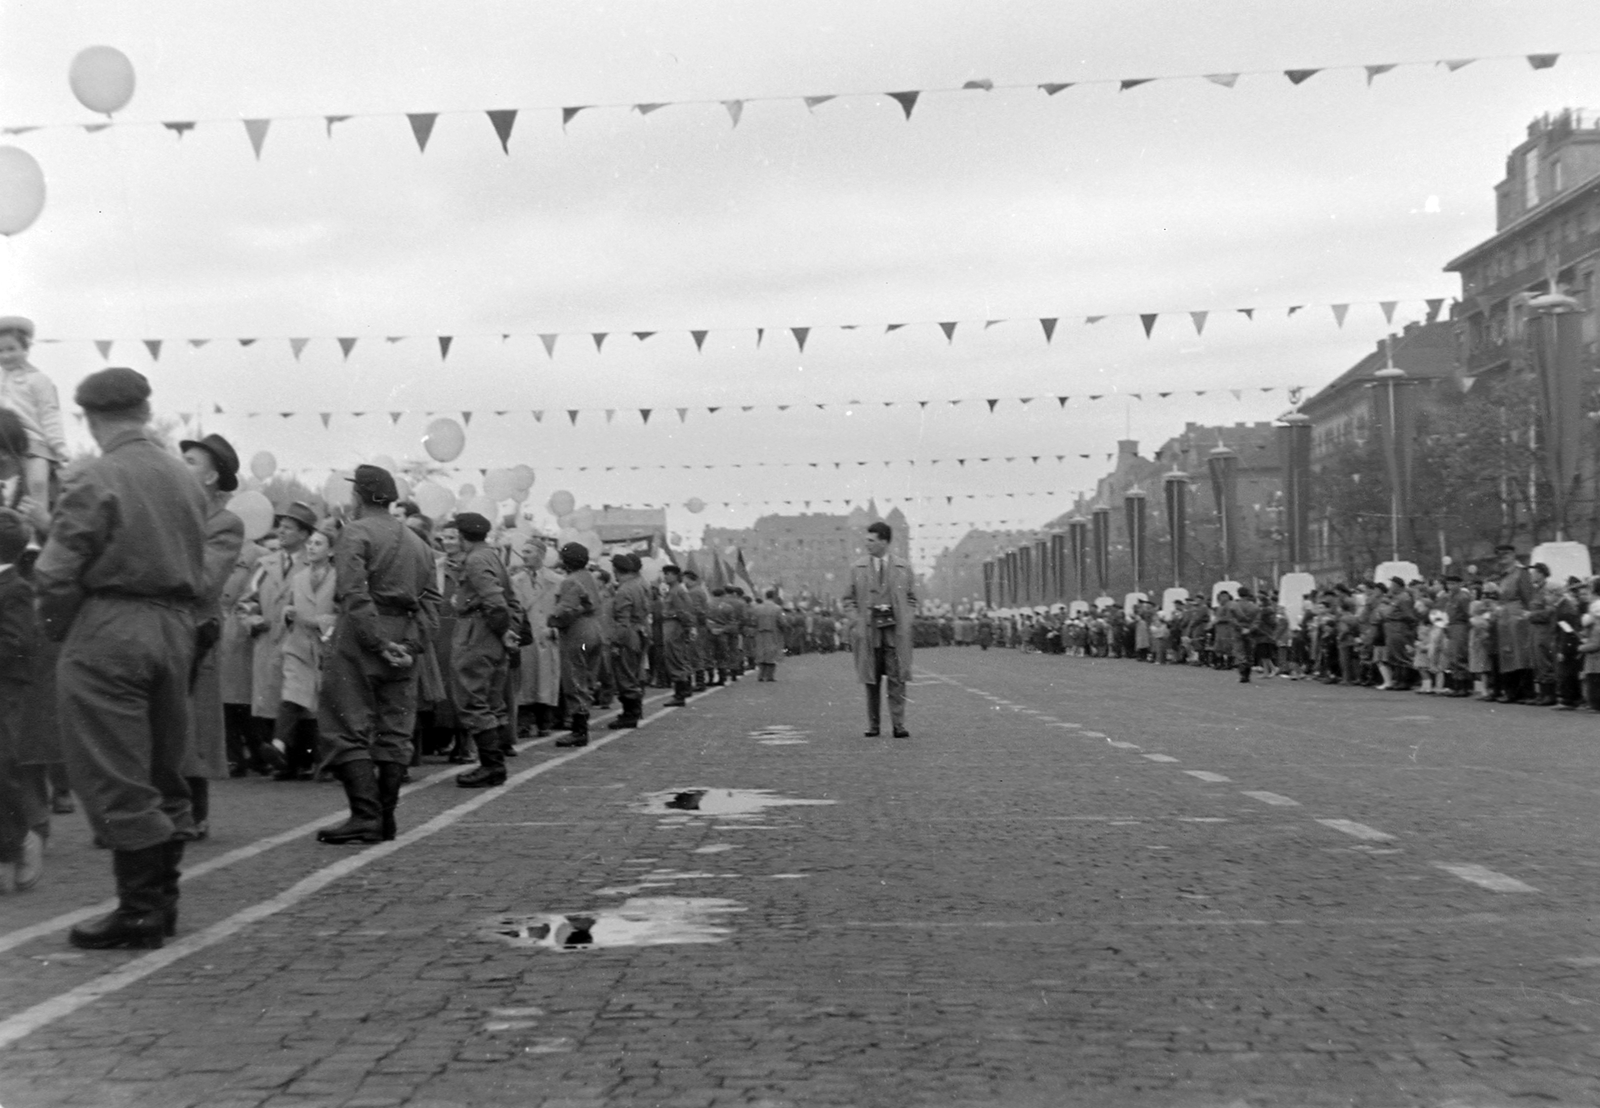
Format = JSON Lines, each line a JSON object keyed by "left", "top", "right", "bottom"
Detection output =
{"left": 178, "top": 434, "right": 247, "bottom": 841}
{"left": 450, "top": 512, "right": 524, "bottom": 788}
{"left": 549, "top": 542, "right": 603, "bottom": 746}
{"left": 241, "top": 500, "right": 318, "bottom": 776}
{"left": 316, "top": 464, "right": 439, "bottom": 844}
{"left": 34, "top": 368, "right": 208, "bottom": 949}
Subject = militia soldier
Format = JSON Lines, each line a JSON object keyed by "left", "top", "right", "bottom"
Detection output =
{"left": 549, "top": 542, "right": 603, "bottom": 746}
{"left": 35, "top": 368, "right": 207, "bottom": 949}
{"left": 607, "top": 552, "right": 651, "bottom": 729}
{"left": 842, "top": 521, "right": 917, "bottom": 738}
{"left": 452, "top": 512, "right": 523, "bottom": 788}
{"left": 660, "top": 564, "right": 696, "bottom": 706}
{"left": 706, "top": 587, "right": 735, "bottom": 686}
{"left": 178, "top": 433, "right": 246, "bottom": 840}
{"left": 684, "top": 569, "right": 711, "bottom": 691}
{"left": 316, "top": 465, "right": 439, "bottom": 845}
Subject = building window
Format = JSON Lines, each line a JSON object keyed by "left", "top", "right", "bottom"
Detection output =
{"left": 1525, "top": 147, "right": 1540, "bottom": 209}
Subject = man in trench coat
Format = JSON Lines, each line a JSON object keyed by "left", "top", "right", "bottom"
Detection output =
{"left": 842, "top": 521, "right": 917, "bottom": 737}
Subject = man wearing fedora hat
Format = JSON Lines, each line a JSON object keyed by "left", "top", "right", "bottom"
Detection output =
{"left": 241, "top": 500, "right": 318, "bottom": 777}
{"left": 35, "top": 368, "right": 207, "bottom": 949}
{"left": 178, "top": 434, "right": 247, "bottom": 842}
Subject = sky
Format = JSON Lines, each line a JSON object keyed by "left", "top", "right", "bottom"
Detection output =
{"left": 1, "top": 0, "right": 1596, "bottom": 566}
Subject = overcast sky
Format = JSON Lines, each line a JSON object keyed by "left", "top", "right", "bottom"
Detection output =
{"left": 1, "top": 0, "right": 1594, "bottom": 562}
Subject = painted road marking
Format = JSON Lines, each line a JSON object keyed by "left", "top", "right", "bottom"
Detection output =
{"left": 1080, "top": 731, "right": 1108, "bottom": 738}
{"left": 1142, "top": 754, "right": 1180, "bottom": 763}
{"left": 0, "top": 692, "right": 714, "bottom": 1050}
{"left": 1105, "top": 740, "right": 1140, "bottom": 750}
{"left": 1242, "top": 791, "right": 1301, "bottom": 807}
{"left": 1183, "top": 771, "right": 1231, "bottom": 783}
{"left": 1316, "top": 819, "right": 1396, "bottom": 842}
{"left": 1432, "top": 863, "right": 1538, "bottom": 893}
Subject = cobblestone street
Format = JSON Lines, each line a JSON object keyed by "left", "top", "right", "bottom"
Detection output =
{"left": 3, "top": 650, "right": 1600, "bottom": 1108}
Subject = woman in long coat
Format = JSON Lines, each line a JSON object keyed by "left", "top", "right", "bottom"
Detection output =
{"left": 752, "top": 590, "right": 784, "bottom": 681}
{"left": 275, "top": 526, "right": 337, "bottom": 777}
{"left": 511, "top": 536, "right": 563, "bottom": 734}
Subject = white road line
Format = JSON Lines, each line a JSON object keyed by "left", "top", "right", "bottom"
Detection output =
{"left": 1080, "top": 731, "right": 1108, "bottom": 738}
{"left": 1142, "top": 754, "right": 1180, "bottom": 763}
{"left": 1241, "top": 791, "right": 1301, "bottom": 807}
{"left": 0, "top": 694, "right": 708, "bottom": 1050}
{"left": 1315, "top": 818, "right": 1396, "bottom": 842}
{"left": 1183, "top": 771, "right": 1231, "bottom": 783}
{"left": 1432, "top": 863, "right": 1538, "bottom": 893}
{"left": 1105, "top": 740, "right": 1140, "bottom": 750}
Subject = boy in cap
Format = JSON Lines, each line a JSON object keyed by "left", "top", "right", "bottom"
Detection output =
{"left": 0, "top": 316, "right": 67, "bottom": 510}
{"left": 35, "top": 368, "right": 208, "bottom": 948}
{"left": 316, "top": 465, "right": 440, "bottom": 843}
{"left": 450, "top": 512, "right": 524, "bottom": 788}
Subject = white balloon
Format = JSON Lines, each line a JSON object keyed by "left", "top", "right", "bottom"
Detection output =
{"left": 228, "top": 490, "right": 275, "bottom": 542}
{"left": 320, "top": 469, "right": 353, "bottom": 508}
{"left": 69, "top": 46, "right": 136, "bottom": 116}
{"left": 370, "top": 454, "right": 398, "bottom": 474}
{"left": 458, "top": 483, "right": 478, "bottom": 500}
{"left": 548, "top": 489, "right": 575, "bottom": 517}
{"left": 570, "top": 507, "right": 595, "bottom": 531}
{"left": 685, "top": 497, "right": 706, "bottom": 514}
{"left": 412, "top": 481, "right": 455, "bottom": 520}
{"left": 483, "top": 468, "right": 518, "bottom": 503}
{"left": 0, "top": 146, "right": 46, "bottom": 237}
{"left": 463, "top": 495, "right": 497, "bottom": 520}
{"left": 510, "top": 464, "right": 536, "bottom": 493}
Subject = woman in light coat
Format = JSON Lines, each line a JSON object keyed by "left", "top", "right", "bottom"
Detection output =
{"left": 274, "top": 525, "right": 337, "bottom": 778}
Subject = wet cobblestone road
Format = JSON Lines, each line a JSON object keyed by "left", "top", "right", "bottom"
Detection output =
{"left": 3, "top": 650, "right": 1599, "bottom": 1107}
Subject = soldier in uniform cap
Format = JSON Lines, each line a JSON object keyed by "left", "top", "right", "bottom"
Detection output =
{"left": 450, "top": 512, "right": 524, "bottom": 788}
{"left": 35, "top": 369, "right": 207, "bottom": 948}
{"left": 659, "top": 564, "right": 696, "bottom": 705}
{"left": 606, "top": 552, "right": 651, "bottom": 729}
{"left": 315, "top": 464, "right": 439, "bottom": 844}
{"left": 549, "top": 542, "right": 603, "bottom": 746}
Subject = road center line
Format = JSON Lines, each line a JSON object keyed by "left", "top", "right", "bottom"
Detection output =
{"left": 1183, "top": 771, "right": 1231, "bottom": 783}
{"left": 1242, "top": 791, "right": 1301, "bottom": 807}
{"left": 1142, "top": 753, "right": 1180, "bottom": 763}
{"left": 0, "top": 693, "right": 708, "bottom": 1050}
{"left": 1315, "top": 818, "right": 1396, "bottom": 842}
{"left": 1432, "top": 863, "right": 1538, "bottom": 893}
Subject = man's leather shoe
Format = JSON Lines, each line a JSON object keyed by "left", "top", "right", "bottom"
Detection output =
{"left": 892, "top": 728, "right": 910, "bottom": 738}
{"left": 863, "top": 729, "right": 880, "bottom": 737}
{"left": 455, "top": 765, "right": 506, "bottom": 789}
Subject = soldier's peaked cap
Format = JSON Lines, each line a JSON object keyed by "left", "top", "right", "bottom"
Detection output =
{"left": 452, "top": 512, "right": 492, "bottom": 540}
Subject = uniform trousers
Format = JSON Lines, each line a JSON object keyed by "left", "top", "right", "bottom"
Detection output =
{"left": 317, "top": 614, "right": 420, "bottom": 768}
{"left": 611, "top": 640, "right": 645, "bottom": 700}
{"left": 450, "top": 617, "right": 509, "bottom": 737}
{"left": 56, "top": 596, "right": 196, "bottom": 851}
{"left": 559, "top": 633, "right": 603, "bottom": 714}
{"left": 662, "top": 622, "right": 694, "bottom": 682}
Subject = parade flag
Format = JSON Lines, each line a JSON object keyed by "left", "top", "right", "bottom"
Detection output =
{"left": 1528, "top": 296, "right": 1586, "bottom": 538}
{"left": 736, "top": 549, "right": 756, "bottom": 592}
{"left": 94, "top": 340, "right": 112, "bottom": 359}
{"left": 487, "top": 109, "right": 517, "bottom": 153}
{"left": 338, "top": 337, "right": 357, "bottom": 360}
{"left": 1123, "top": 487, "right": 1148, "bottom": 592}
{"left": 1091, "top": 505, "right": 1111, "bottom": 593}
{"left": 1163, "top": 470, "right": 1188, "bottom": 589}
{"left": 1280, "top": 413, "right": 1312, "bottom": 569}
{"left": 143, "top": 339, "right": 162, "bottom": 362}
{"left": 408, "top": 113, "right": 438, "bottom": 152}
{"left": 723, "top": 100, "right": 744, "bottom": 127}
{"left": 1206, "top": 443, "right": 1239, "bottom": 578}
{"left": 244, "top": 118, "right": 270, "bottom": 159}
{"left": 887, "top": 91, "right": 920, "bottom": 120}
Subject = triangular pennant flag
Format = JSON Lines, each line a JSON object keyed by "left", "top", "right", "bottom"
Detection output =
{"left": 238, "top": 338, "right": 256, "bottom": 347}
{"left": 1237, "top": 308, "right": 1255, "bottom": 320}
{"left": 1204, "top": 73, "right": 1239, "bottom": 88}
{"left": 1119, "top": 78, "right": 1153, "bottom": 91}
{"left": 939, "top": 321, "right": 958, "bottom": 343}
{"left": 1230, "top": 389, "right": 1243, "bottom": 400}
{"left": 1425, "top": 297, "right": 1444, "bottom": 323}
{"left": 707, "top": 407, "right": 720, "bottom": 416}
{"left": 634, "top": 103, "right": 667, "bottom": 116}
{"left": 244, "top": 118, "right": 270, "bottom": 159}
{"left": 1380, "top": 300, "right": 1397, "bottom": 324}
{"left": 407, "top": 113, "right": 438, "bottom": 152}
{"left": 385, "top": 336, "right": 404, "bottom": 343}
{"left": 633, "top": 331, "right": 655, "bottom": 341}
{"left": 803, "top": 95, "right": 836, "bottom": 111}
{"left": 639, "top": 409, "right": 652, "bottom": 424}
{"left": 319, "top": 413, "right": 332, "bottom": 428}
{"left": 986, "top": 399, "right": 999, "bottom": 412}
{"left": 1287, "top": 305, "right": 1303, "bottom": 317}
{"left": 792, "top": 326, "right": 810, "bottom": 353}
{"left": 1331, "top": 303, "right": 1349, "bottom": 328}
{"left": 592, "top": 332, "right": 607, "bottom": 352}
{"left": 290, "top": 338, "right": 309, "bottom": 360}
{"left": 561, "top": 106, "right": 589, "bottom": 128}
{"left": 1527, "top": 54, "right": 1558, "bottom": 70}
{"left": 83, "top": 123, "right": 109, "bottom": 134}
{"left": 438, "top": 335, "right": 452, "bottom": 360}
{"left": 604, "top": 410, "right": 615, "bottom": 423}
{"left": 94, "top": 340, "right": 112, "bottom": 360}
{"left": 962, "top": 79, "right": 994, "bottom": 91}
{"left": 884, "top": 323, "right": 906, "bottom": 333}
{"left": 390, "top": 412, "right": 403, "bottom": 425}
{"left": 188, "top": 338, "right": 210, "bottom": 348}
{"left": 143, "top": 339, "right": 162, "bottom": 362}
{"left": 691, "top": 330, "right": 708, "bottom": 351}
{"left": 566, "top": 410, "right": 579, "bottom": 426}
{"left": 1364, "top": 64, "right": 1397, "bottom": 85}
{"left": 1085, "top": 315, "right": 1105, "bottom": 324}
{"left": 539, "top": 333, "right": 558, "bottom": 358}
{"left": 676, "top": 408, "right": 688, "bottom": 423}
{"left": 324, "top": 115, "right": 351, "bottom": 137}
{"left": 1140, "top": 313, "right": 1158, "bottom": 338}
{"left": 532, "top": 410, "right": 544, "bottom": 422}
{"left": 887, "top": 91, "right": 920, "bottom": 120}
{"left": 1039, "top": 317, "right": 1058, "bottom": 343}
{"left": 723, "top": 100, "right": 744, "bottom": 127}
{"left": 1284, "top": 68, "right": 1319, "bottom": 85}
{"left": 1039, "top": 82, "right": 1073, "bottom": 95}
{"left": 163, "top": 121, "right": 196, "bottom": 138}
{"left": 460, "top": 411, "right": 472, "bottom": 426}
{"left": 486, "top": 109, "right": 517, "bottom": 153}
{"left": 1019, "top": 397, "right": 1033, "bottom": 406}
{"left": 1057, "top": 396, "right": 1070, "bottom": 407}
{"left": 755, "top": 328, "right": 764, "bottom": 348}
{"left": 338, "top": 337, "right": 358, "bottom": 360}
{"left": 1190, "top": 311, "right": 1208, "bottom": 335}
{"left": 1441, "top": 59, "right": 1475, "bottom": 72}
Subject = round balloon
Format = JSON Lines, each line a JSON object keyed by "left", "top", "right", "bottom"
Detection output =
{"left": 463, "top": 495, "right": 497, "bottom": 520}
{"left": 458, "top": 483, "right": 477, "bottom": 500}
{"left": 548, "top": 489, "right": 575, "bottom": 517}
{"left": 248, "top": 451, "right": 276, "bottom": 481}
{"left": 393, "top": 475, "right": 412, "bottom": 502}
{"left": 412, "top": 481, "right": 455, "bottom": 520}
{"left": 570, "top": 507, "right": 595, "bottom": 531}
{"left": 423, "top": 417, "right": 465, "bottom": 463}
{"left": 227, "top": 490, "right": 274, "bottom": 542}
{"left": 482, "top": 468, "right": 518, "bottom": 503}
{"left": 69, "top": 46, "right": 136, "bottom": 115}
{"left": 510, "top": 464, "right": 536, "bottom": 493}
{"left": 0, "top": 147, "right": 46, "bottom": 237}
{"left": 320, "top": 469, "right": 353, "bottom": 508}
{"left": 684, "top": 498, "right": 706, "bottom": 514}
{"left": 370, "top": 454, "right": 398, "bottom": 475}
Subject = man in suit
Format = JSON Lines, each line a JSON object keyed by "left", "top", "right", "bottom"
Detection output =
{"left": 843, "top": 521, "right": 917, "bottom": 738}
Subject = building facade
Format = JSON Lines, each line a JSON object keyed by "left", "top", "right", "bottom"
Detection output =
{"left": 702, "top": 501, "right": 910, "bottom": 603}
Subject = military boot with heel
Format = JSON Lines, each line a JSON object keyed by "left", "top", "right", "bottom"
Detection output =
{"left": 70, "top": 844, "right": 170, "bottom": 950}
{"left": 316, "top": 760, "right": 384, "bottom": 844}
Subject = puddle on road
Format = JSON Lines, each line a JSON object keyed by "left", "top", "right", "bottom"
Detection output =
{"left": 594, "top": 869, "right": 740, "bottom": 896}
{"left": 640, "top": 788, "right": 837, "bottom": 820}
{"left": 489, "top": 897, "right": 745, "bottom": 952}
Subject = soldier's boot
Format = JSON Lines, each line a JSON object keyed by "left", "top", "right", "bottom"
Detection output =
{"left": 556, "top": 714, "right": 590, "bottom": 747}
{"left": 1533, "top": 681, "right": 1557, "bottom": 707}
{"left": 376, "top": 761, "right": 407, "bottom": 841}
{"left": 456, "top": 728, "right": 508, "bottom": 788}
{"left": 316, "top": 760, "right": 384, "bottom": 844}
{"left": 667, "top": 680, "right": 691, "bottom": 707}
{"left": 159, "top": 840, "right": 185, "bottom": 937}
{"left": 70, "top": 844, "right": 169, "bottom": 950}
{"left": 608, "top": 695, "right": 641, "bottom": 730}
